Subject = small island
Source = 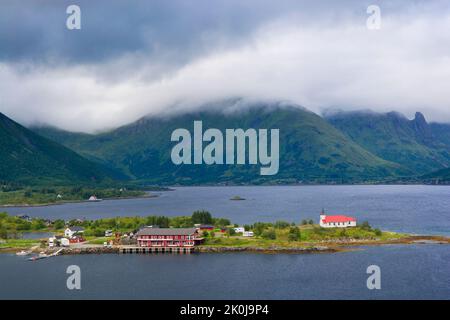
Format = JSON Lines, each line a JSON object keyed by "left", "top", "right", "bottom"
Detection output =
{"left": 230, "top": 195, "right": 246, "bottom": 201}
{"left": 1, "top": 210, "right": 449, "bottom": 258}
{"left": 0, "top": 185, "right": 167, "bottom": 207}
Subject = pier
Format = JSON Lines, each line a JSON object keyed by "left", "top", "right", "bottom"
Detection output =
{"left": 118, "top": 246, "right": 194, "bottom": 254}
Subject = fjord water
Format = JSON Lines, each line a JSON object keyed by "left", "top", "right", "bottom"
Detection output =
{"left": 1, "top": 244, "right": 450, "bottom": 299}
{"left": 4, "top": 185, "right": 450, "bottom": 235}
{"left": 1, "top": 185, "right": 450, "bottom": 299}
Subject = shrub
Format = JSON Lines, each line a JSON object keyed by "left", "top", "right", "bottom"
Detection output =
{"left": 288, "top": 227, "right": 301, "bottom": 241}
{"left": 261, "top": 229, "right": 276, "bottom": 240}
{"left": 213, "top": 218, "right": 230, "bottom": 227}
{"left": 360, "top": 221, "right": 372, "bottom": 230}
{"left": 274, "top": 221, "right": 290, "bottom": 229}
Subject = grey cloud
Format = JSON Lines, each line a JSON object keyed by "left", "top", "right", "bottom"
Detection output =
{"left": 0, "top": 0, "right": 422, "bottom": 67}
{"left": 1, "top": 1, "right": 450, "bottom": 132}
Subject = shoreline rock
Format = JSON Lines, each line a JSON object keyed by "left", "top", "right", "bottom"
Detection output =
{"left": 197, "top": 245, "right": 335, "bottom": 254}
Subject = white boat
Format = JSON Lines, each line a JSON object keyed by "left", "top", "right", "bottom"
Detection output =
{"left": 16, "top": 250, "right": 31, "bottom": 256}
{"left": 88, "top": 195, "right": 103, "bottom": 202}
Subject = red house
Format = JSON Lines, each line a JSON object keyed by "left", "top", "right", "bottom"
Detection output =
{"left": 69, "top": 236, "right": 85, "bottom": 243}
{"left": 136, "top": 228, "right": 203, "bottom": 247}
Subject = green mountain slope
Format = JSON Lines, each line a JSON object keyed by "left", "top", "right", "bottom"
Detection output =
{"left": 33, "top": 102, "right": 408, "bottom": 184}
{"left": 421, "top": 167, "right": 450, "bottom": 184}
{"left": 0, "top": 112, "right": 122, "bottom": 185}
{"left": 326, "top": 110, "right": 450, "bottom": 175}
{"left": 430, "top": 122, "right": 450, "bottom": 149}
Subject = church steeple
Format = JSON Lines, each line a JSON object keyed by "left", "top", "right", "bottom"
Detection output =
{"left": 319, "top": 208, "right": 326, "bottom": 227}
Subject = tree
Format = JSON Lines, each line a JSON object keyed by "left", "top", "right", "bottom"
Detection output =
{"left": 274, "top": 221, "right": 290, "bottom": 229}
{"left": 191, "top": 210, "right": 213, "bottom": 225}
{"left": 145, "top": 216, "right": 170, "bottom": 228}
{"left": 227, "top": 228, "right": 236, "bottom": 236}
{"left": 156, "top": 216, "right": 170, "bottom": 228}
{"left": 213, "top": 218, "right": 230, "bottom": 227}
{"left": 53, "top": 219, "right": 65, "bottom": 230}
{"left": 170, "top": 216, "right": 193, "bottom": 228}
{"left": 361, "top": 221, "right": 371, "bottom": 230}
{"left": 308, "top": 219, "right": 314, "bottom": 225}
{"left": 301, "top": 219, "right": 308, "bottom": 225}
{"left": 0, "top": 226, "right": 7, "bottom": 239}
{"left": 253, "top": 222, "right": 272, "bottom": 236}
{"left": 261, "top": 229, "right": 276, "bottom": 240}
{"left": 31, "top": 219, "right": 46, "bottom": 230}
{"left": 288, "top": 227, "right": 301, "bottom": 242}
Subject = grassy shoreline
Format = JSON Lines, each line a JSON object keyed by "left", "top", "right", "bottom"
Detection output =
{"left": 0, "top": 193, "right": 158, "bottom": 208}
{"left": 2, "top": 231, "right": 449, "bottom": 254}
{"left": 0, "top": 186, "right": 170, "bottom": 207}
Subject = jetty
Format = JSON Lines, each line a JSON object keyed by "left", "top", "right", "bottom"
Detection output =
{"left": 28, "top": 248, "right": 63, "bottom": 261}
{"left": 118, "top": 246, "right": 194, "bottom": 254}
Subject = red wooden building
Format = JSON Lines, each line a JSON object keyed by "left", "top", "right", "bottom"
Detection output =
{"left": 136, "top": 228, "right": 203, "bottom": 248}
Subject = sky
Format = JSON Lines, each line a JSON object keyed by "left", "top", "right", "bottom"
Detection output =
{"left": 1, "top": 0, "right": 450, "bottom": 132}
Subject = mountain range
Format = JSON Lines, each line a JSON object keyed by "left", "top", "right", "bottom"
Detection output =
{"left": 326, "top": 110, "right": 450, "bottom": 174}
{"left": 1, "top": 100, "right": 449, "bottom": 186}
{"left": 0, "top": 113, "right": 123, "bottom": 185}
{"left": 19, "top": 100, "right": 449, "bottom": 185}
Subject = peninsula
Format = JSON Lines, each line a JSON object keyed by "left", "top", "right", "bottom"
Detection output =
{"left": 1, "top": 211, "right": 449, "bottom": 256}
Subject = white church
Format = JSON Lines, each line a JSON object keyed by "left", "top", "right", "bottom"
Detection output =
{"left": 319, "top": 209, "right": 357, "bottom": 228}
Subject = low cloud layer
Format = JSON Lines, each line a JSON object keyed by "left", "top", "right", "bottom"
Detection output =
{"left": 1, "top": 1, "right": 450, "bottom": 132}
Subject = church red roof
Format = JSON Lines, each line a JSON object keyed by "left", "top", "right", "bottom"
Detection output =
{"left": 322, "top": 215, "right": 356, "bottom": 223}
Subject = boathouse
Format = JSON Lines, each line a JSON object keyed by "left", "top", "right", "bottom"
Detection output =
{"left": 136, "top": 228, "right": 203, "bottom": 248}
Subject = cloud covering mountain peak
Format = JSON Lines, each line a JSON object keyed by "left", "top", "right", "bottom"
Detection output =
{"left": 1, "top": 0, "right": 450, "bottom": 132}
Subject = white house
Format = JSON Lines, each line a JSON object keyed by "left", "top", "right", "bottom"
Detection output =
{"left": 65, "top": 226, "right": 85, "bottom": 238}
{"left": 48, "top": 236, "right": 57, "bottom": 247}
{"left": 242, "top": 231, "right": 254, "bottom": 237}
{"left": 48, "top": 236, "right": 70, "bottom": 247}
{"left": 105, "top": 230, "right": 113, "bottom": 237}
{"left": 233, "top": 227, "right": 245, "bottom": 233}
{"left": 60, "top": 238, "right": 70, "bottom": 247}
{"left": 319, "top": 210, "right": 356, "bottom": 228}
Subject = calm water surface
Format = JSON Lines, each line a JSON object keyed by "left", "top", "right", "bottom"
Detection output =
{"left": 2, "top": 186, "right": 449, "bottom": 299}
{"left": 1, "top": 244, "right": 449, "bottom": 299}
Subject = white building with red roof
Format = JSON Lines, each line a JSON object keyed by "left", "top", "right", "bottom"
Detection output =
{"left": 319, "top": 209, "right": 356, "bottom": 228}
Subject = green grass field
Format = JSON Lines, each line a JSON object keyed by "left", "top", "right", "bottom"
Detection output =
{"left": 203, "top": 225, "right": 407, "bottom": 248}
